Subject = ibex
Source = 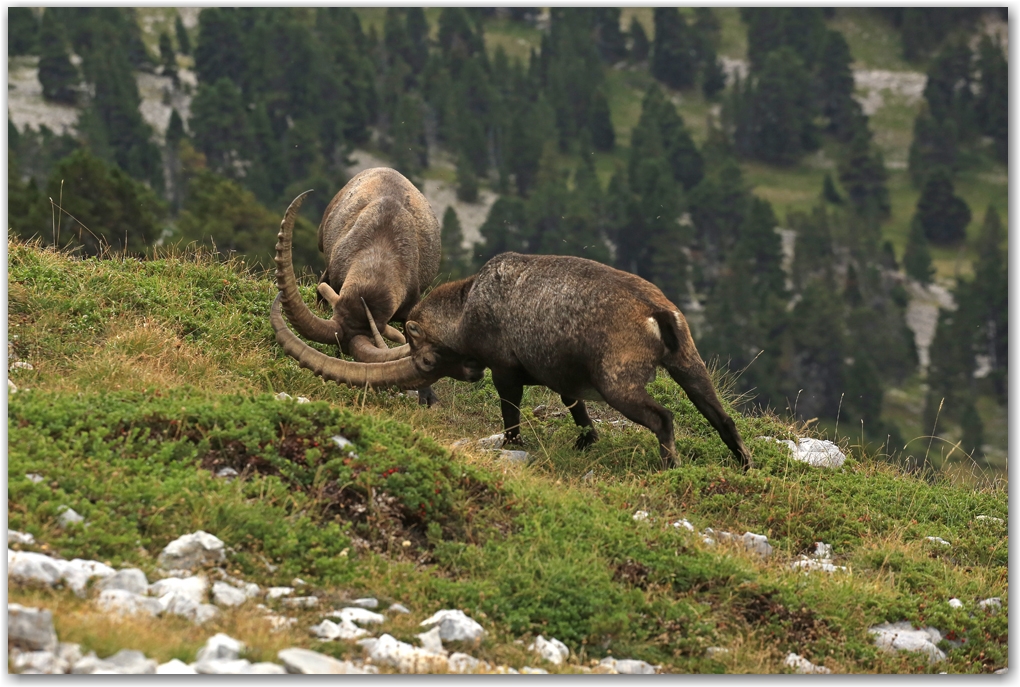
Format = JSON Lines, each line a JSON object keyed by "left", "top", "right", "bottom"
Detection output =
{"left": 274, "top": 168, "right": 441, "bottom": 405}
{"left": 272, "top": 251, "right": 753, "bottom": 470}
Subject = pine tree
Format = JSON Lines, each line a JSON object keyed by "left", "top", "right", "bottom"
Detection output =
{"left": 455, "top": 154, "right": 479, "bottom": 202}
{"left": 194, "top": 8, "right": 247, "bottom": 90}
{"left": 959, "top": 399, "right": 984, "bottom": 460}
{"left": 37, "top": 9, "right": 79, "bottom": 104}
{"left": 741, "top": 7, "right": 826, "bottom": 71}
{"left": 700, "top": 42, "right": 727, "bottom": 99}
{"left": 476, "top": 196, "right": 527, "bottom": 266}
{"left": 914, "top": 169, "right": 971, "bottom": 245}
{"left": 789, "top": 279, "right": 847, "bottom": 421}
{"left": 159, "top": 31, "right": 178, "bottom": 83}
{"left": 592, "top": 8, "right": 627, "bottom": 64}
{"left": 439, "top": 206, "right": 470, "bottom": 280}
{"left": 822, "top": 172, "right": 843, "bottom": 204}
{"left": 975, "top": 36, "right": 1007, "bottom": 162}
{"left": 188, "top": 77, "right": 253, "bottom": 180}
{"left": 969, "top": 205, "right": 1007, "bottom": 401}
{"left": 838, "top": 127, "right": 890, "bottom": 219}
{"left": 922, "top": 40, "right": 976, "bottom": 138}
{"left": 903, "top": 217, "right": 934, "bottom": 284}
{"left": 174, "top": 14, "right": 191, "bottom": 55}
{"left": 816, "top": 29, "right": 857, "bottom": 138}
{"left": 651, "top": 8, "right": 696, "bottom": 90}
{"left": 908, "top": 104, "right": 958, "bottom": 185}
{"left": 746, "top": 47, "right": 816, "bottom": 164}
{"left": 9, "top": 8, "right": 40, "bottom": 56}
{"left": 588, "top": 88, "right": 615, "bottom": 151}
{"left": 629, "top": 16, "right": 649, "bottom": 63}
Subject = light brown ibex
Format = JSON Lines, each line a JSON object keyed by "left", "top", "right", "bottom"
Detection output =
{"left": 272, "top": 250, "right": 752, "bottom": 470}
{"left": 274, "top": 168, "right": 442, "bottom": 405}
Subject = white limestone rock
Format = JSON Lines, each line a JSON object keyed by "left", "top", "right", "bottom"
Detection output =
{"left": 157, "top": 531, "right": 226, "bottom": 570}
{"left": 416, "top": 625, "right": 446, "bottom": 654}
{"left": 267, "top": 586, "right": 295, "bottom": 599}
{"left": 97, "top": 589, "right": 163, "bottom": 617}
{"left": 56, "top": 505, "right": 85, "bottom": 528}
{"left": 352, "top": 596, "right": 379, "bottom": 609}
{"left": 97, "top": 568, "right": 149, "bottom": 595}
{"left": 979, "top": 597, "right": 1002, "bottom": 613}
{"left": 600, "top": 657, "right": 658, "bottom": 674}
{"left": 310, "top": 618, "right": 369, "bottom": 641}
{"left": 8, "top": 529, "right": 36, "bottom": 545}
{"left": 632, "top": 510, "right": 650, "bottom": 522}
{"left": 448, "top": 652, "right": 490, "bottom": 674}
{"left": 869, "top": 621, "right": 946, "bottom": 664}
{"left": 672, "top": 519, "right": 695, "bottom": 532}
{"left": 157, "top": 659, "right": 197, "bottom": 674}
{"left": 784, "top": 652, "right": 831, "bottom": 674}
{"left": 196, "top": 633, "right": 244, "bottom": 662}
{"left": 193, "top": 658, "right": 253, "bottom": 674}
{"left": 528, "top": 635, "right": 569, "bottom": 665}
{"left": 948, "top": 598, "right": 964, "bottom": 609}
{"left": 212, "top": 580, "right": 249, "bottom": 607}
{"left": 149, "top": 575, "right": 208, "bottom": 604}
{"left": 388, "top": 603, "right": 411, "bottom": 614}
{"left": 8, "top": 603, "right": 58, "bottom": 653}
{"left": 477, "top": 433, "right": 505, "bottom": 449}
{"left": 278, "top": 647, "right": 377, "bottom": 674}
{"left": 282, "top": 595, "right": 319, "bottom": 608}
{"left": 359, "top": 633, "right": 448, "bottom": 673}
{"left": 419, "top": 609, "right": 486, "bottom": 643}
{"left": 330, "top": 606, "right": 386, "bottom": 626}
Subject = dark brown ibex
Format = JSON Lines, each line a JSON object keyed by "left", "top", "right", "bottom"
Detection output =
{"left": 274, "top": 168, "right": 441, "bottom": 405}
{"left": 272, "top": 252, "right": 753, "bottom": 470}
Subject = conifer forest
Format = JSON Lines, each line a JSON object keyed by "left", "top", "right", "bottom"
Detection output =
{"left": 7, "top": 7, "right": 1009, "bottom": 472}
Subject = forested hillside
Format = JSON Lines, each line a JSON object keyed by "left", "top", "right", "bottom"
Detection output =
{"left": 7, "top": 8, "right": 1008, "bottom": 472}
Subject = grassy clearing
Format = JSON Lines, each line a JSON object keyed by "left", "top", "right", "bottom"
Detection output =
{"left": 6, "top": 239, "right": 1008, "bottom": 673}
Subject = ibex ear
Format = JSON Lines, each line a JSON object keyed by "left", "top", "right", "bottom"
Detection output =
{"left": 405, "top": 321, "right": 422, "bottom": 345}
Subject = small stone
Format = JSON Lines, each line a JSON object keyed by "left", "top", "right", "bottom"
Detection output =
{"left": 103, "top": 649, "right": 158, "bottom": 674}
{"left": 267, "top": 586, "right": 295, "bottom": 599}
{"left": 97, "top": 568, "right": 149, "bottom": 595}
{"left": 361, "top": 634, "right": 448, "bottom": 672}
{"left": 330, "top": 606, "right": 386, "bottom": 625}
{"left": 282, "top": 596, "right": 319, "bottom": 608}
{"left": 149, "top": 575, "right": 209, "bottom": 605}
{"left": 994, "top": 668, "right": 1007, "bottom": 674}
{"left": 196, "top": 633, "right": 244, "bottom": 662}
{"left": 448, "top": 652, "right": 489, "bottom": 674}
{"left": 979, "top": 597, "right": 1002, "bottom": 613}
{"left": 477, "top": 433, "right": 505, "bottom": 450}
{"left": 419, "top": 609, "right": 486, "bottom": 643}
{"left": 292, "top": 577, "right": 306, "bottom": 586}
{"left": 611, "top": 658, "right": 657, "bottom": 674}
{"left": 521, "top": 666, "right": 548, "bottom": 674}
{"left": 193, "top": 604, "right": 221, "bottom": 625}
{"left": 57, "top": 642, "right": 83, "bottom": 667}
{"left": 632, "top": 510, "right": 649, "bottom": 522}
{"left": 389, "top": 603, "right": 411, "bottom": 614}
{"left": 948, "top": 598, "right": 963, "bottom": 609}
{"left": 925, "top": 536, "right": 951, "bottom": 546}
{"left": 56, "top": 506, "right": 85, "bottom": 528}
{"left": 813, "top": 542, "right": 833, "bottom": 558}
{"left": 244, "top": 662, "right": 288, "bottom": 674}
{"left": 451, "top": 439, "right": 472, "bottom": 451}
{"left": 672, "top": 519, "right": 694, "bottom": 531}
{"left": 278, "top": 647, "right": 375, "bottom": 674}
{"left": 296, "top": 396, "right": 310, "bottom": 404}
{"left": 215, "top": 467, "right": 239, "bottom": 479}
{"left": 8, "top": 604, "right": 58, "bottom": 653}
{"left": 212, "top": 581, "right": 249, "bottom": 607}
{"left": 582, "top": 470, "right": 594, "bottom": 482}
{"left": 417, "top": 625, "right": 445, "bottom": 654}
{"left": 769, "top": 436, "right": 846, "bottom": 468}
{"left": 499, "top": 449, "right": 530, "bottom": 463}
{"left": 157, "top": 531, "right": 226, "bottom": 570}
{"left": 352, "top": 597, "right": 379, "bottom": 609}
{"left": 157, "top": 659, "right": 197, "bottom": 674}
{"left": 12, "top": 650, "right": 66, "bottom": 674}
{"left": 26, "top": 473, "right": 44, "bottom": 483}
{"left": 9, "top": 379, "right": 17, "bottom": 393}
{"left": 10, "top": 361, "right": 33, "bottom": 370}
{"left": 976, "top": 515, "right": 1004, "bottom": 524}
{"left": 741, "top": 531, "right": 773, "bottom": 557}
{"left": 784, "top": 652, "right": 831, "bottom": 674}
{"left": 193, "top": 658, "right": 252, "bottom": 674}
{"left": 705, "top": 647, "right": 729, "bottom": 659}
{"left": 869, "top": 621, "right": 946, "bottom": 664}
{"left": 331, "top": 435, "right": 354, "bottom": 450}
{"left": 8, "top": 529, "right": 36, "bottom": 545}
{"left": 274, "top": 392, "right": 292, "bottom": 401}
{"left": 528, "top": 635, "right": 569, "bottom": 665}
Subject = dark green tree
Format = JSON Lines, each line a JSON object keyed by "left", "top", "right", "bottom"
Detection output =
{"left": 922, "top": 40, "right": 976, "bottom": 137}
{"left": 651, "top": 8, "right": 696, "bottom": 90}
{"left": 700, "top": 41, "right": 727, "bottom": 99}
{"left": 588, "top": 88, "right": 615, "bottom": 151}
{"left": 822, "top": 172, "right": 843, "bottom": 204}
{"left": 838, "top": 127, "right": 890, "bottom": 219}
{"left": 9, "top": 8, "right": 40, "bottom": 55}
{"left": 914, "top": 169, "right": 971, "bottom": 245}
{"left": 592, "top": 8, "right": 627, "bottom": 63}
{"left": 174, "top": 14, "right": 191, "bottom": 55}
{"left": 903, "top": 217, "right": 934, "bottom": 284}
{"left": 475, "top": 196, "right": 528, "bottom": 267}
{"left": 974, "top": 36, "right": 1007, "bottom": 162}
{"left": 188, "top": 77, "right": 253, "bottom": 180}
{"left": 37, "top": 9, "right": 79, "bottom": 104}
{"left": 744, "top": 47, "right": 816, "bottom": 164}
{"left": 439, "top": 206, "right": 470, "bottom": 281}
{"left": 815, "top": 29, "right": 858, "bottom": 139}
{"left": 741, "top": 7, "right": 827, "bottom": 71}
{"left": 968, "top": 205, "right": 1007, "bottom": 401}
{"left": 959, "top": 399, "right": 984, "bottom": 460}
{"left": 907, "top": 104, "right": 958, "bottom": 185}
{"left": 194, "top": 8, "right": 247, "bottom": 90}
{"left": 159, "top": 31, "right": 178, "bottom": 83}
{"left": 629, "top": 16, "right": 649, "bottom": 62}
{"left": 455, "top": 154, "right": 479, "bottom": 203}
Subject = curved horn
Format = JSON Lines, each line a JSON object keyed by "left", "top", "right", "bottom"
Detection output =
{"left": 382, "top": 325, "right": 407, "bottom": 345}
{"left": 275, "top": 190, "right": 342, "bottom": 345}
{"left": 272, "top": 294, "right": 435, "bottom": 390}
{"left": 349, "top": 335, "right": 412, "bottom": 362}
{"left": 360, "top": 297, "right": 388, "bottom": 349}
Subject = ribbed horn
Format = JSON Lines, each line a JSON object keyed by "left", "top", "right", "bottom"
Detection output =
{"left": 360, "top": 297, "right": 388, "bottom": 349}
{"left": 272, "top": 294, "right": 434, "bottom": 390}
{"left": 349, "top": 335, "right": 412, "bottom": 362}
{"left": 275, "top": 190, "right": 342, "bottom": 345}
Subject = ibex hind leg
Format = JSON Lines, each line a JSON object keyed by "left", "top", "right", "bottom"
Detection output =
{"left": 596, "top": 382, "right": 676, "bottom": 470}
{"left": 561, "top": 396, "right": 598, "bottom": 450}
{"left": 662, "top": 354, "right": 752, "bottom": 470}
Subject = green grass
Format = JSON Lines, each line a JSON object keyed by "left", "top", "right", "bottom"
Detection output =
{"left": 828, "top": 8, "right": 918, "bottom": 71}
{"left": 7, "top": 239, "right": 1008, "bottom": 673}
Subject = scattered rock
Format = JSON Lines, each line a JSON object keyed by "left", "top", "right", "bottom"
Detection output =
{"left": 97, "top": 568, "right": 149, "bottom": 595}
{"left": 215, "top": 467, "right": 239, "bottom": 480}
{"left": 296, "top": 396, "right": 310, "bottom": 404}
{"left": 520, "top": 666, "right": 548, "bottom": 674}
{"left": 11, "top": 649, "right": 68, "bottom": 674}
{"left": 528, "top": 635, "right": 569, "bottom": 665}
{"left": 292, "top": 577, "right": 307, "bottom": 587}
{"left": 157, "top": 659, "right": 197, "bottom": 674}
{"left": 193, "top": 658, "right": 254, "bottom": 674}
{"left": 8, "top": 550, "right": 113, "bottom": 597}
{"left": 705, "top": 647, "right": 729, "bottom": 660}
{"left": 599, "top": 657, "right": 658, "bottom": 674}
{"left": 419, "top": 609, "right": 486, "bottom": 643}
{"left": 149, "top": 575, "right": 208, "bottom": 605}
{"left": 8, "top": 603, "right": 58, "bottom": 652}
{"left": 632, "top": 510, "right": 650, "bottom": 522}
{"left": 416, "top": 625, "right": 446, "bottom": 654}
{"left": 8, "top": 529, "right": 36, "bottom": 545}
{"left": 359, "top": 634, "right": 448, "bottom": 672}
{"left": 103, "top": 649, "right": 159, "bottom": 674}
{"left": 331, "top": 606, "right": 386, "bottom": 626}
{"left": 196, "top": 633, "right": 244, "bottom": 662}
{"left": 56, "top": 505, "right": 85, "bottom": 528}
{"left": 274, "top": 392, "right": 292, "bottom": 401}
{"left": 976, "top": 515, "right": 1004, "bottom": 524}
{"left": 477, "top": 433, "right": 505, "bottom": 450}
{"left": 157, "top": 531, "right": 226, "bottom": 570}
{"left": 212, "top": 580, "right": 249, "bottom": 607}
{"left": 282, "top": 596, "right": 319, "bottom": 608}
{"left": 9, "top": 379, "right": 18, "bottom": 394}
{"left": 979, "top": 597, "right": 1002, "bottom": 613}
{"left": 791, "top": 558, "right": 846, "bottom": 573}
{"left": 994, "top": 667, "right": 1007, "bottom": 674}
{"left": 925, "top": 536, "right": 951, "bottom": 546}
{"left": 784, "top": 652, "right": 831, "bottom": 674}
{"left": 97, "top": 589, "right": 163, "bottom": 617}
{"left": 388, "top": 603, "right": 411, "bottom": 614}
{"left": 582, "top": 470, "right": 594, "bottom": 482}
{"left": 352, "top": 596, "right": 379, "bottom": 609}
{"left": 499, "top": 449, "right": 530, "bottom": 463}
{"left": 948, "top": 598, "right": 963, "bottom": 609}
{"left": 812, "top": 542, "right": 832, "bottom": 558}
{"left": 331, "top": 435, "right": 355, "bottom": 451}
{"left": 869, "top": 622, "right": 946, "bottom": 664}
{"left": 10, "top": 361, "right": 34, "bottom": 370}
{"left": 310, "top": 618, "right": 369, "bottom": 641}
{"left": 267, "top": 586, "right": 295, "bottom": 599}
{"left": 278, "top": 647, "right": 376, "bottom": 674}
{"left": 765, "top": 436, "right": 846, "bottom": 468}
{"left": 26, "top": 473, "right": 44, "bottom": 483}
{"left": 672, "top": 519, "right": 695, "bottom": 532}
{"left": 448, "top": 652, "right": 490, "bottom": 673}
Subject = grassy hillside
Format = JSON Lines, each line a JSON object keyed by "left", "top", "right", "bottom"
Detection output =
{"left": 7, "top": 239, "right": 1007, "bottom": 673}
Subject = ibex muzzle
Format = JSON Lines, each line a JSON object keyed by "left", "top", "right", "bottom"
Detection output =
{"left": 274, "top": 168, "right": 441, "bottom": 404}
{"left": 273, "top": 252, "right": 753, "bottom": 470}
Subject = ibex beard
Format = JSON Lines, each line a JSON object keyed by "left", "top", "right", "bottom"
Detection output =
{"left": 273, "top": 251, "right": 753, "bottom": 470}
